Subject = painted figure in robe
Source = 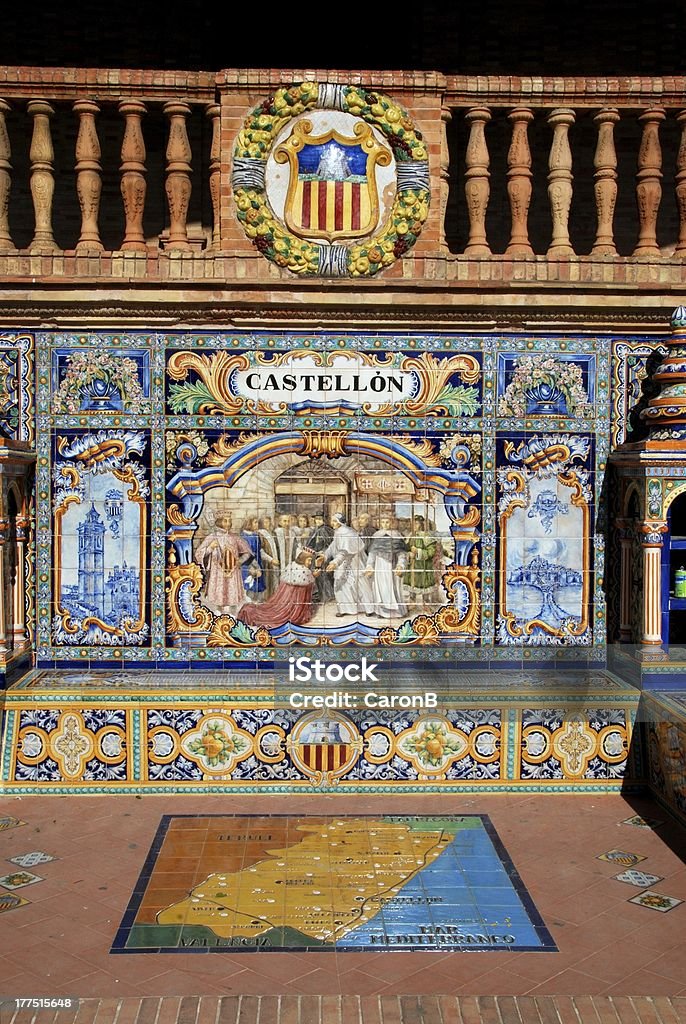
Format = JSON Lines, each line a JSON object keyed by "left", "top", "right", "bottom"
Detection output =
{"left": 404, "top": 514, "right": 439, "bottom": 607}
{"left": 239, "top": 548, "right": 319, "bottom": 628}
{"left": 364, "top": 515, "right": 409, "bottom": 617}
{"left": 196, "top": 512, "right": 261, "bottom": 615}
{"left": 241, "top": 517, "right": 267, "bottom": 600}
{"left": 322, "top": 513, "right": 374, "bottom": 617}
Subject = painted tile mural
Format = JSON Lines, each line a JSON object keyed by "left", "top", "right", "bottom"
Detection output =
{"left": 51, "top": 347, "right": 151, "bottom": 414}
{"left": 112, "top": 815, "right": 557, "bottom": 952}
{"left": 496, "top": 434, "right": 593, "bottom": 645}
{"left": 14, "top": 327, "right": 657, "bottom": 666}
{"left": 0, "top": 333, "right": 33, "bottom": 443}
{"left": 643, "top": 692, "right": 686, "bottom": 825}
{"left": 52, "top": 430, "right": 150, "bottom": 646}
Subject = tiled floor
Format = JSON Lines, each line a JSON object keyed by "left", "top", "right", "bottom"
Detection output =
{"left": 0, "top": 792, "right": 685, "bottom": 1003}
{"left": 112, "top": 814, "right": 556, "bottom": 953}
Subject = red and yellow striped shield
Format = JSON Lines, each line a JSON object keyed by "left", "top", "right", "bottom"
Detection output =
{"left": 294, "top": 179, "right": 371, "bottom": 237}
{"left": 275, "top": 121, "right": 392, "bottom": 243}
{"left": 297, "top": 742, "right": 351, "bottom": 774}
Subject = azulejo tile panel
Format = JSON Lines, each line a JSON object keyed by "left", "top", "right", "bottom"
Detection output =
{"left": 51, "top": 429, "right": 150, "bottom": 647}
{"left": 11, "top": 707, "right": 131, "bottom": 783}
{"left": 495, "top": 432, "right": 594, "bottom": 646}
{"left": 642, "top": 691, "right": 686, "bottom": 825}
{"left": 16, "top": 327, "right": 654, "bottom": 667}
{"left": 517, "top": 707, "right": 630, "bottom": 780}
{"left": 0, "top": 672, "right": 641, "bottom": 792}
{"left": 0, "top": 333, "right": 33, "bottom": 445}
{"left": 112, "top": 814, "right": 557, "bottom": 953}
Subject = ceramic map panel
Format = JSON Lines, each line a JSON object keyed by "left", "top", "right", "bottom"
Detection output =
{"left": 112, "top": 814, "right": 557, "bottom": 953}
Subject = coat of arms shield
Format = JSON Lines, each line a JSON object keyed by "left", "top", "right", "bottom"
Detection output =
{"left": 274, "top": 119, "right": 392, "bottom": 243}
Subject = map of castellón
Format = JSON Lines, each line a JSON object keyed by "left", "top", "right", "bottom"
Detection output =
{"left": 113, "top": 815, "right": 556, "bottom": 953}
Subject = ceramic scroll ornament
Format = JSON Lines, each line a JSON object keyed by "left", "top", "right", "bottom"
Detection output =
{"left": 640, "top": 305, "right": 686, "bottom": 439}
{"left": 232, "top": 83, "right": 430, "bottom": 276}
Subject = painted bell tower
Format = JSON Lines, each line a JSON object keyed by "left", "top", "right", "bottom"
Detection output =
{"left": 77, "top": 502, "right": 106, "bottom": 618}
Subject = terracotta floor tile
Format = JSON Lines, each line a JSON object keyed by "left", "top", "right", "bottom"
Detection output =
{"left": 67, "top": 973, "right": 151, "bottom": 999}
{"left": 90, "top": 998, "right": 121, "bottom": 1024}
{"left": 386, "top": 971, "right": 464, "bottom": 997}
{"left": 287, "top": 971, "right": 345, "bottom": 995}
{"left": 377, "top": 995, "right": 402, "bottom": 1024}
{"left": 352, "top": 953, "right": 453, "bottom": 984}
{"left": 0, "top": 793, "right": 684, "bottom": 1002}
{"left": 454, "top": 968, "right": 539, "bottom": 997}
{"left": 526, "top": 969, "right": 612, "bottom": 996}
{"left": 451, "top": 995, "right": 482, "bottom": 1024}
{"left": 600, "top": 996, "right": 642, "bottom": 1024}
{"left": 601, "top": 971, "right": 686, "bottom": 998}
{"left": 573, "top": 944, "right": 663, "bottom": 987}
{"left": 648, "top": 995, "right": 686, "bottom": 1024}
{"left": 333, "top": 952, "right": 387, "bottom": 976}
{"left": 631, "top": 948, "right": 686, "bottom": 985}
{"left": 334, "top": 971, "right": 391, "bottom": 997}
{"left": 234, "top": 958, "right": 319, "bottom": 985}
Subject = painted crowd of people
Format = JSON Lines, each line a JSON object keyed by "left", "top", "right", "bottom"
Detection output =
{"left": 196, "top": 509, "right": 449, "bottom": 629}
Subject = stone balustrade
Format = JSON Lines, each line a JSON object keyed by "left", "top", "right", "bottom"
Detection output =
{"left": 445, "top": 81, "right": 686, "bottom": 260}
{"left": 0, "top": 68, "right": 683, "bottom": 291}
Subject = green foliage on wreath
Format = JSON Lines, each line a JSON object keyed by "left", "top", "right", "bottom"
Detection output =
{"left": 232, "top": 83, "right": 430, "bottom": 278}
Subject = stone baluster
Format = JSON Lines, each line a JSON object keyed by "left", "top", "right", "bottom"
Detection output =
{"left": 12, "top": 513, "right": 28, "bottom": 646}
{"left": 74, "top": 100, "right": 103, "bottom": 252}
{"left": 440, "top": 101, "right": 456, "bottom": 251}
{"left": 206, "top": 103, "right": 221, "bottom": 250}
{"left": 592, "top": 108, "right": 619, "bottom": 256}
{"left": 675, "top": 110, "right": 686, "bottom": 255}
{"left": 634, "top": 107, "right": 665, "bottom": 256}
{"left": 464, "top": 106, "right": 491, "bottom": 255}
{"left": 119, "top": 100, "right": 147, "bottom": 251}
{"left": 164, "top": 100, "right": 192, "bottom": 250}
{"left": 547, "top": 108, "right": 575, "bottom": 256}
{"left": 430, "top": 101, "right": 450, "bottom": 251}
{"left": 640, "top": 523, "right": 667, "bottom": 644}
{"left": 28, "top": 100, "right": 57, "bottom": 251}
{"left": 506, "top": 107, "right": 534, "bottom": 256}
{"left": 0, "top": 99, "right": 14, "bottom": 251}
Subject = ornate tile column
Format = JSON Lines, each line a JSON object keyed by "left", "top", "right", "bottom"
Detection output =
{"left": 610, "top": 307, "right": 686, "bottom": 677}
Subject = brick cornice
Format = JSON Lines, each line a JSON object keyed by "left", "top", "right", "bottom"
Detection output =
{"left": 0, "top": 251, "right": 684, "bottom": 291}
{"left": 215, "top": 69, "right": 447, "bottom": 93}
{"left": 0, "top": 299, "right": 672, "bottom": 332}
{"left": 0, "top": 69, "right": 684, "bottom": 108}
{"left": 0, "top": 67, "right": 216, "bottom": 103}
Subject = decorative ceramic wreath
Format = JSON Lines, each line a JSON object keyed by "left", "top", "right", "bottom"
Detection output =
{"left": 232, "top": 82, "right": 430, "bottom": 277}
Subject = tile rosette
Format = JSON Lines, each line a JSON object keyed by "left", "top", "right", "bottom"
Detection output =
{"left": 518, "top": 707, "right": 630, "bottom": 780}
